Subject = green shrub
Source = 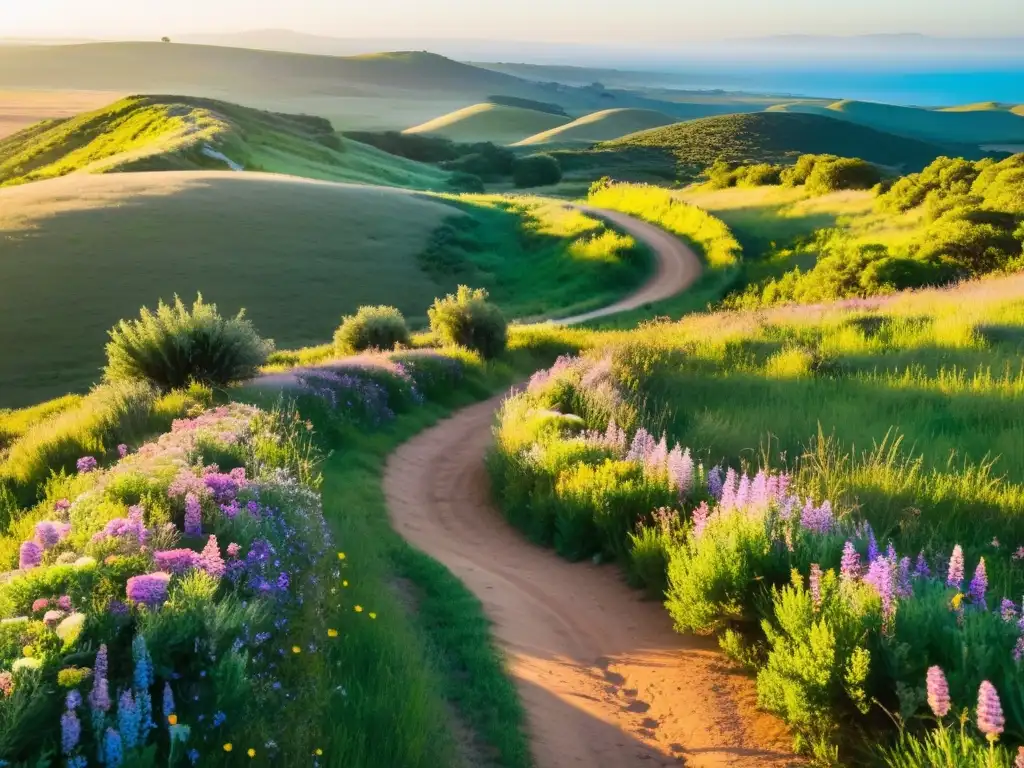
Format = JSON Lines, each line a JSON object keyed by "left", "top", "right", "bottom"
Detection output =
{"left": 446, "top": 171, "right": 485, "bottom": 193}
{"left": 805, "top": 157, "right": 882, "bottom": 195}
{"left": 105, "top": 294, "right": 273, "bottom": 390}
{"left": 780, "top": 154, "right": 834, "bottom": 187}
{"left": 512, "top": 154, "right": 562, "bottom": 188}
{"left": 878, "top": 726, "right": 1018, "bottom": 767}
{"left": 428, "top": 286, "right": 508, "bottom": 359}
{"left": 333, "top": 305, "right": 411, "bottom": 354}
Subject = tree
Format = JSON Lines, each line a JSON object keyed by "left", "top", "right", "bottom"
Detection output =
{"left": 161, "top": 36, "right": 171, "bottom": 43}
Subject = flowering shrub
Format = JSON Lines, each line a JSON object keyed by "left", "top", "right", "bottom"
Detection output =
{"left": 0, "top": 402, "right": 354, "bottom": 765}
{"left": 491, "top": 354, "right": 1024, "bottom": 762}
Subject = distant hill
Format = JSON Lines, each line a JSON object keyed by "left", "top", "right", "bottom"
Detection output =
{"left": 515, "top": 108, "right": 675, "bottom": 146}
{"left": 770, "top": 100, "right": 1024, "bottom": 144}
{"left": 0, "top": 95, "right": 458, "bottom": 190}
{"left": 403, "top": 103, "right": 570, "bottom": 145}
{"left": 597, "top": 112, "right": 963, "bottom": 173}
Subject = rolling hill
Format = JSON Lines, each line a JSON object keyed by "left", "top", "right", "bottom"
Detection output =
{"left": 0, "top": 94, "right": 459, "bottom": 189}
{"left": 770, "top": 100, "right": 1024, "bottom": 144}
{"left": 403, "top": 103, "right": 570, "bottom": 145}
{"left": 596, "top": 112, "right": 972, "bottom": 173}
{"left": 514, "top": 108, "right": 676, "bottom": 146}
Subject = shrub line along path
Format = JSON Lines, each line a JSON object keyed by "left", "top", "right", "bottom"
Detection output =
{"left": 383, "top": 209, "right": 800, "bottom": 767}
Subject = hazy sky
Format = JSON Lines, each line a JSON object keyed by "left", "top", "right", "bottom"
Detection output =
{"left": 4, "top": 0, "right": 1022, "bottom": 42}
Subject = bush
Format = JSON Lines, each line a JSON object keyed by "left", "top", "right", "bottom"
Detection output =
{"left": 440, "top": 144, "right": 516, "bottom": 181}
{"left": 333, "top": 305, "right": 411, "bottom": 354}
{"left": 805, "top": 158, "right": 882, "bottom": 195}
{"left": 512, "top": 154, "right": 562, "bottom": 188}
{"left": 428, "top": 286, "right": 508, "bottom": 359}
{"left": 447, "top": 171, "right": 485, "bottom": 193}
{"left": 780, "top": 154, "right": 833, "bottom": 187}
{"left": 105, "top": 295, "right": 273, "bottom": 391}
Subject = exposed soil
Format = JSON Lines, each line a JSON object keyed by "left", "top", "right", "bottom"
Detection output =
{"left": 384, "top": 395, "right": 800, "bottom": 767}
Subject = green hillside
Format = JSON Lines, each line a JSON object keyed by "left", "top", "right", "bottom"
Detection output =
{"left": 0, "top": 172, "right": 647, "bottom": 405}
{"left": 403, "top": 103, "right": 570, "bottom": 145}
{"left": 0, "top": 94, "right": 459, "bottom": 189}
{"left": 772, "top": 99, "right": 1024, "bottom": 144}
{"left": 597, "top": 112, "right": 965, "bottom": 174}
{"left": 514, "top": 108, "right": 675, "bottom": 146}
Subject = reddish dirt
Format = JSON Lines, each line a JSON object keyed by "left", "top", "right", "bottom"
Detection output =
{"left": 384, "top": 395, "right": 800, "bottom": 768}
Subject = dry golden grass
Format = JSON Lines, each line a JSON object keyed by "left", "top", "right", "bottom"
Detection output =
{"left": 0, "top": 89, "right": 126, "bottom": 139}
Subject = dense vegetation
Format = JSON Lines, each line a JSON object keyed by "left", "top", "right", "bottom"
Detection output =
{"left": 490, "top": 272, "right": 1024, "bottom": 764}
{"left": 705, "top": 154, "right": 883, "bottom": 195}
{"left": 727, "top": 153, "right": 1024, "bottom": 308}
{"left": 597, "top": 113, "right": 971, "bottom": 177}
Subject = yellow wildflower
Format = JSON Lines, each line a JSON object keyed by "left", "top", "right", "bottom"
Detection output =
{"left": 369, "top": 613, "right": 377, "bottom": 620}
{"left": 327, "top": 628, "right": 339, "bottom": 638}
{"left": 354, "top": 605, "right": 363, "bottom": 613}
{"left": 223, "top": 744, "right": 233, "bottom": 752}
{"left": 342, "top": 580, "right": 349, "bottom": 587}
{"left": 951, "top": 592, "right": 964, "bottom": 610}
{"left": 337, "top": 552, "right": 346, "bottom": 560}
{"left": 248, "top": 748, "right": 256, "bottom": 758}
{"left": 167, "top": 714, "right": 178, "bottom": 725}
{"left": 315, "top": 749, "right": 323, "bottom": 756}
{"left": 292, "top": 645, "right": 302, "bottom": 654}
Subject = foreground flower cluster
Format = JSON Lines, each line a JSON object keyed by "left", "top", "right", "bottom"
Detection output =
{"left": 0, "top": 404, "right": 353, "bottom": 766}
{"left": 495, "top": 354, "right": 1024, "bottom": 763}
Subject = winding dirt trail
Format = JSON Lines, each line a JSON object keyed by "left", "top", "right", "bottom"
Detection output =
{"left": 383, "top": 209, "right": 799, "bottom": 766}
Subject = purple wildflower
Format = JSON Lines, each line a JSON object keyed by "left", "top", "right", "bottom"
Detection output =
{"left": 1015, "top": 636, "right": 1024, "bottom": 663}
{"left": 926, "top": 666, "right": 950, "bottom": 718}
{"left": 184, "top": 493, "right": 202, "bottom": 537}
{"left": 734, "top": 473, "right": 751, "bottom": 509}
{"left": 691, "top": 502, "right": 710, "bottom": 538}
{"left": 61, "top": 708, "right": 82, "bottom": 755}
{"left": 947, "top": 545, "right": 965, "bottom": 590}
{"left": 667, "top": 445, "right": 694, "bottom": 496}
{"left": 19, "top": 540, "right": 43, "bottom": 570}
{"left": 35, "top": 521, "right": 66, "bottom": 549}
{"left": 117, "top": 444, "right": 129, "bottom": 459}
{"left": 719, "top": 467, "right": 738, "bottom": 510}
{"left": 126, "top": 572, "right": 171, "bottom": 609}
{"left": 866, "top": 525, "right": 880, "bottom": 563}
{"left": 57, "top": 595, "right": 72, "bottom": 611}
{"left": 626, "top": 428, "right": 657, "bottom": 463}
{"left": 1000, "top": 599, "right": 1018, "bottom": 622}
{"left": 198, "top": 536, "right": 225, "bottom": 579}
{"left": 809, "top": 564, "right": 822, "bottom": 610}
{"left": 800, "top": 499, "right": 835, "bottom": 535}
{"left": 707, "top": 465, "right": 724, "bottom": 499}
{"left": 226, "top": 542, "right": 241, "bottom": 559}
{"left": 108, "top": 600, "right": 128, "bottom": 616}
{"left": 90, "top": 645, "right": 111, "bottom": 712}
{"left": 67, "top": 690, "right": 82, "bottom": 710}
{"left": 896, "top": 557, "right": 912, "bottom": 598}
{"left": 840, "top": 541, "right": 860, "bottom": 583}
{"left": 864, "top": 556, "right": 897, "bottom": 626}
{"left": 914, "top": 551, "right": 931, "bottom": 579}
{"left": 54, "top": 498, "right": 71, "bottom": 514}
{"left": 977, "top": 681, "right": 1005, "bottom": 740}
{"left": 153, "top": 549, "right": 198, "bottom": 574}
{"left": 603, "top": 418, "right": 627, "bottom": 454}
{"left": 76, "top": 456, "right": 98, "bottom": 474}
{"left": 163, "top": 683, "right": 175, "bottom": 718}
{"left": 969, "top": 558, "right": 988, "bottom": 607}
{"left": 118, "top": 689, "right": 141, "bottom": 749}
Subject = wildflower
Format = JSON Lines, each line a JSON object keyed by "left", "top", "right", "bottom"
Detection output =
{"left": 969, "top": 558, "right": 988, "bottom": 607}
{"left": 327, "top": 629, "right": 338, "bottom": 637}
{"left": 864, "top": 556, "right": 897, "bottom": 627}
{"left": 76, "top": 456, "right": 98, "bottom": 474}
{"left": 184, "top": 493, "right": 202, "bottom": 537}
{"left": 126, "top": 572, "right": 171, "bottom": 609}
{"left": 1002, "top": 599, "right": 1019, "bottom": 622}
{"left": 0, "top": 672, "right": 13, "bottom": 698}
{"left": 154, "top": 549, "right": 198, "bottom": 574}
{"left": 227, "top": 542, "right": 241, "bottom": 558}
{"left": 865, "top": 525, "right": 880, "bottom": 563}
{"left": 212, "top": 711, "right": 226, "bottom": 727}
{"left": 800, "top": 500, "right": 834, "bottom": 535}
{"left": 667, "top": 445, "right": 694, "bottom": 495}
{"left": 61, "top": 708, "right": 82, "bottom": 755}
{"left": 707, "top": 465, "right": 723, "bottom": 499}
{"left": 914, "top": 551, "right": 931, "bottom": 579}
{"left": 1014, "top": 547, "right": 1024, "bottom": 561}
{"left": 132, "top": 635, "right": 154, "bottom": 736}
{"left": 56, "top": 613, "right": 87, "bottom": 647}
{"left": 840, "top": 541, "right": 860, "bottom": 583}
{"left": 947, "top": 545, "right": 965, "bottom": 590}
{"left": 626, "top": 428, "right": 657, "bottom": 463}
{"left": 118, "top": 444, "right": 129, "bottom": 458}
{"left": 369, "top": 612, "right": 377, "bottom": 619}
{"left": 223, "top": 743, "right": 233, "bottom": 752}
{"left": 926, "top": 666, "right": 951, "bottom": 718}
{"left": 354, "top": 605, "right": 363, "bottom": 613}
{"left": 977, "top": 681, "right": 1005, "bottom": 740}
{"left": 691, "top": 501, "right": 710, "bottom": 539}
{"left": 57, "top": 595, "right": 72, "bottom": 611}
{"left": 292, "top": 646, "right": 301, "bottom": 654}
{"left": 90, "top": 645, "right": 111, "bottom": 712}
{"left": 337, "top": 552, "right": 346, "bottom": 560}
{"left": 1016, "top": 747, "right": 1024, "bottom": 768}
{"left": 35, "top": 521, "right": 66, "bottom": 549}
{"left": 993, "top": 538, "right": 1001, "bottom": 548}
{"left": 198, "top": 536, "right": 226, "bottom": 579}
{"left": 808, "top": 565, "right": 822, "bottom": 610}
{"left": 315, "top": 748, "right": 323, "bottom": 756}
{"left": 163, "top": 683, "right": 175, "bottom": 719}
{"left": 118, "top": 689, "right": 141, "bottom": 749}
{"left": 248, "top": 748, "right": 256, "bottom": 758}
{"left": 44, "top": 610, "right": 65, "bottom": 627}
{"left": 55, "top": 498, "right": 71, "bottom": 514}
{"left": 67, "top": 690, "right": 83, "bottom": 709}
{"left": 896, "top": 557, "right": 913, "bottom": 598}
{"left": 104, "top": 728, "right": 124, "bottom": 767}
{"left": 342, "top": 580, "right": 349, "bottom": 587}
{"left": 31, "top": 598, "right": 49, "bottom": 613}
{"left": 18, "top": 541, "right": 43, "bottom": 570}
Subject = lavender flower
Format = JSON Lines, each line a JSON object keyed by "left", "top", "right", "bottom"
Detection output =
{"left": 864, "top": 556, "right": 896, "bottom": 626}
{"left": 667, "top": 445, "right": 694, "bottom": 496}
{"left": 734, "top": 473, "right": 751, "bottom": 509}
{"left": 926, "top": 666, "right": 950, "bottom": 718}
{"left": 719, "top": 467, "right": 738, "bottom": 510}
{"left": 117, "top": 444, "right": 129, "bottom": 459}
{"left": 35, "top": 521, "right": 68, "bottom": 549}
{"left": 1001, "top": 599, "right": 1018, "bottom": 623}
{"left": 126, "top": 572, "right": 171, "bottom": 609}
{"left": 800, "top": 500, "right": 835, "bottom": 535}
{"left": 184, "top": 493, "right": 202, "bottom": 537}
{"left": 809, "top": 564, "right": 822, "bottom": 610}
{"left": 896, "top": 557, "right": 912, "bottom": 598}
{"left": 90, "top": 645, "right": 111, "bottom": 712}
{"left": 118, "top": 689, "right": 141, "bottom": 749}
{"left": 61, "top": 708, "right": 82, "bottom": 755}
{"left": 153, "top": 549, "right": 198, "bottom": 574}
{"left": 0, "top": 671, "right": 13, "bottom": 698}
{"left": 866, "top": 524, "right": 880, "bottom": 563}
{"left": 914, "top": 551, "right": 931, "bottom": 579}
{"left": 67, "top": 690, "right": 82, "bottom": 710}
{"left": 707, "top": 465, "right": 723, "bottom": 499}
{"left": 840, "top": 541, "right": 860, "bottom": 583}
{"left": 977, "top": 680, "right": 1005, "bottom": 740}
{"left": 76, "top": 456, "right": 98, "bottom": 474}
{"left": 626, "top": 428, "right": 656, "bottom": 463}
{"left": 199, "top": 535, "right": 226, "bottom": 579}
{"left": 57, "top": 595, "right": 72, "bottom": 611}
{"left": 163, "top": 683, "right": 175, "bottom": 718}
{"left": 19, "top": 540, "right": 42, "bottom": 570}
{"left": 969, "top": 558, "right": 987, "bottom": 607}
{"left": 947, "top": 545, "right": 965, "bottom": 590}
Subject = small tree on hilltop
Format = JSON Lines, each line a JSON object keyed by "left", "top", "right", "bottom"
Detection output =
{"left": 161, "top": 36, "right": 171, "bottom": 43}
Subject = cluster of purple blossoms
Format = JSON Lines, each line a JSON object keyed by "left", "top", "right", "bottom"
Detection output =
{"left": 18, "top": 540, "right": 43, "bottom": 570}
{"left": 90, "top": 645, "right": 111, "bottom": 713}
{"left": 977, "top": 680, "right": 1005, "bottom": 740}
{"left": 198, "top": 535, "right": 226, "bottom": 579}
{"left": 126, "top": 572, "right": 171, "bottom": 609}
{"left": 926, "top": 666, "right": 950, "bottom": 718}
{"left": 35, "top": 520, "right": 71, "bottom": 549}
{"left": 968, "top": 558, "right": 988, "bottom": 607}
{"left": 840, "top": 541, "right": 861, "bottom": 583}
{"left": 117, "top": 444, "right": 129, "bottom": 459}
{"left": 203, "top": 466, "right": 248, "bottom": 503}
{"left": 864, "top": 556, "right": 898, "bottom": 627}
{"left": 154, "top": 549, "right": 199, "bottom": 574}
{"left": 184, "top": 493, "right": 202, "bottom": 537}
{"left": 92, "top": 506, "right": 148, "bottom": 547}
{"left": 947, "top": 544, "right": 965, "bottom": 590}
{"left": 76, "top": 456, "right": 98, "bottom": 474}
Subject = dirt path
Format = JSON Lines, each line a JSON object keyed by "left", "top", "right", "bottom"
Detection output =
{"left": 385, "top": 396, "right": 798, "bottom": 767}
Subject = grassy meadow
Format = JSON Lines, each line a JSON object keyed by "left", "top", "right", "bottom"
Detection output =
{"left": 513, "top": 108, "right": 676, "bottom": 147}
{"left": 404, "top": 103, "right": 570, "bottom": 145}
{"left": 0, "top": 89, "right": 126, "bottom": 139}
{"left": 0, "top": 172, "right": 646, "bottom": 406}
